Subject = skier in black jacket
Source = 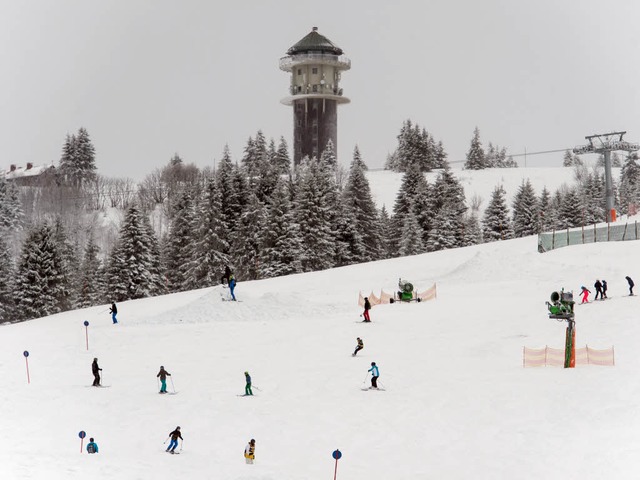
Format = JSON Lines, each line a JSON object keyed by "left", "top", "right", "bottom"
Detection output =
{"left": 92, "top": 358, "right": 102, "bottom": 386}
{"left": 594, "top": 280, "right": 603, "bottom": 300}
{"left": 166, "top": 426, "right": 182, "bottom": 453}
{"left": 626, "top": 276, "right": 635, "bottom": 296}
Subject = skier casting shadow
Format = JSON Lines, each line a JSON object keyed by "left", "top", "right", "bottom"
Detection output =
{"left": 92, "top": 358, "right": 102, "bottom": 386}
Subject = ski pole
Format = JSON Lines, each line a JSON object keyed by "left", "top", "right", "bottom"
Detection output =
{"left": 180, "top": 439, "right": 183, "bottom": 452}
{"left": 163, "top": 436, "right": 169, "bottom": 445}
{"left": 170, "top": 377, "right": 176, "bottom": 393}
{"left": 253, "top": 385, "right": 262, "bottom": 392}
{"left": 157, "top": 378, "right": 160, "bottom": 392}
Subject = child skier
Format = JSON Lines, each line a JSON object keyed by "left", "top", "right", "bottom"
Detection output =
{"left": 91, "top": 358, "right": 102, "bottom": 386}
{"left": 594, "top": 280, "right": 603, "bottom": 300}
{"left": 222, "top": 265, "right": 232, "bottom": 286}
{"left": 86, "top": 437, "right": 99, "bottom": 454}
{"left": 229, "top": 274, "right": 237, "bottom": 301}
{"left": 353, "top": 337, "right": 364, "bottom": 356}
{"left": 109, "top": 303, "right": 118, "bottom": 324}
{"left": 580, "top": 286, "right": 591, "bottom": 304}
{"left": 244, "top": 371, "right": 253, "bottom": 396}
{"left": 368, "top": 362, "right": 380, "bottom": 389}
{"left": 244, "top": 438, "right": 256, "bottom": 464}
{"left": 602, "top": 280, "right": 608, "bottom": 299}
{"left": 166, "top": 426, "right": 182, "bottom": 453}
{"left": 363, "top": 297, "right": 372, "bottom": 322}
{"left": 626, "top": 276, "right": 635, "bottom": 296}
{"left": 157, "top": 366, "right": 171, "bottom": 394}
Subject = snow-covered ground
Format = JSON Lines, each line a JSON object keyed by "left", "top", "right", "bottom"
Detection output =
{"left": 1, "top": 222, "right": 639, "bottom": 478}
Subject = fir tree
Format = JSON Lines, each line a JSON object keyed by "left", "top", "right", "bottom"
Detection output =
{"left": 165, "top": 189, "right": 198, "bottom": 292}
{"left": 429, "top": 168, "right": 468, "bottom": 248}
{"left": 106, "top": 204, "right": 164, "bottom": 301}
{"left": 76, "top": 232, "right": 103, "bottom": 308}
{"left": 59, "top": 128, "right": 97, "bottom": 186}
{"left": 461, "top": 213, "right": 482, "bottom": 247}
{"left": 390, "top": 163, "right": 428, "bottom": 253}
{"left": 0, "top": 177, "right": 24, "bottom": 231}
{"left": 482, "top": 185, "right": 514, "bottom": 241}
{"left": 52, "top": 218, "right": 78, "bottom": 311}
{"left": 275, "top": 137, "right": 291, "bottom": 175}
{"left": 14, "top": 223, "right": 71, "bottom": 321}
{"left": 378, "top": 206, "right": 393, "bottom": 259}
{"left": 464, "top": 127, "right": 486, "bottom": 170}
{"left": 563, "top": 150, "right": 582, "bottom": 167}
{"left": 320, "top": 139, "right": 338, "bottom": 170}
{"left": 259, "top": 180, "right": 303, "bottom": 278}
{"left": 0, "top": 234, "right": 15, "bottom": 322}
{"left": 231, "top": 192, "right": 266, "bottom": 281}
{"left": 188, "top": 177, "right": 230, "bottom": 288}
{"left": 619, "top": 154, "right": 640, "bottom": 215}
{"left": 556, "top": 188, "right": 582, "bottom": 229}
{"left": 398, "top": 207, "right": 425, "bottom": 256}
{"left": 333, "top": 200, "right": 366, "bottom": 266}
{"left": 538, "top": 187, "right": 554, "bottom": 232}
{"left": 512, "top": 180, "right": 539, "bottom": 237}
{"left": 426, "top": 205, "right": 460, "bottom": 251}
{"left": 216, "top": 145, "right": 237, "bottom": 236}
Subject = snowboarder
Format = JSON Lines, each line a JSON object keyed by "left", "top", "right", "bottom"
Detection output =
{"left": 244, "top": 438, "right": 256, "bottom": 464}
{"left": 244, "top": 371, "right": 253, "bottom": 396}
{"left": 86, "top": 437, "right": 99, "bottom": 454}
{"left": 157, "top": 366, "right": 171, "bottom": 394}
{"left": 626, "top": 276, "right": 635, "bottom": 296}
{"left": 166, "top": 426, "right": 182, "bottom": 453}
{"left": 221, "top": 265, "right": 232, "bottom": 286}
{"left": 363, "top": 297, "right": 372, "bottom": 322}
{"left": 353, "top": 337, "right": 364, "bottom": 356}
{"left": 109, "top": 302, "right": 118, "bottom": 324}
{"left": 229, "top": 274, "right": 237, "bottom": 301}
{"left": 368, "top": 362, "right": 380, "bottom": 389}
{"left": 91, "top": 358, "right": 102, "bottom": 386}
{"left": 602, "top": 280, "right": 608, "bottom": 299}
{"left": 579, "top": 286, "right": 591, "bottom": 304}
{"left": 594, "top": 280, "right": 603, "bottom": 300}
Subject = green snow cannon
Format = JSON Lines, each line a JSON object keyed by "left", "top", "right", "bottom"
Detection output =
{"left": 397, "top": 279, "right": 415, "bottom": 302}
{"left": 546, "top": 289, "right": 574, "bottom": 320}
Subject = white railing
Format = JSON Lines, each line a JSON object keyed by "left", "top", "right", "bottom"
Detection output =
{"left": 279, "top": 53, "right": 351, "bottom": 71}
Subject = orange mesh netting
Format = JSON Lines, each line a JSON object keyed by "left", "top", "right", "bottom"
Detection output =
{"left": 417, "top": 284, "right": 437, "bottom": 301}
{"left": 523, "top": 346, "right": 615, "bottom": 367}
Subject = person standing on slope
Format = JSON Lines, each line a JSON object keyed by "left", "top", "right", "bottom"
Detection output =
{"left": 244, "top": 371, "right": 253, "bottom": 396}
{"left": 368, "top": 362, "right": 380, "bottom": 389}
{"left": 221, "top": 265, "right": 232, "bottom": 286}
{"left": 157, "top": 366, "right": 171, "bottom": 394}
{"left": 229, "top": 274, "right": 237, "bottom": 301}
{"left": 166, "top": 426, "right": 182, "bottom": 453}
{"left": 92, "top": 358, "right": 102, "bottom": 386}
{"left": 626, "top": 276, "right": 635, "bottom": 296}
{"left": 244, "top": 438, "right": 256, "bottom": 464}
{"left": 594, "top": 280, "right": 603, "bottom": 300}
{"left": 353, "top": 337, "right": 364, "bottom": 356}
{"left": 109, "top": 302, "right": 118, "bottom": 324}
{"left": 86, "top": 437, "right": 99, "bottom": 454}
{"left": 602, "top": 280, "right": 608, "bottom": 299}
{"left": 579, "top": 286, "right": 591, "bottom": 304}
{"left": 363, "top": 297, "right": 372, "bottom": 322}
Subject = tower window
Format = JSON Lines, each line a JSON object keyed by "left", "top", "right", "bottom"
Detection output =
{"left": 312, "top": 85, "right": 318, "bottom": 92}
{"left": 312, "top": 67, "right": 318, "bottom": 74}
{"left": 297, "top": 69, "right": 302, "bottom": 75}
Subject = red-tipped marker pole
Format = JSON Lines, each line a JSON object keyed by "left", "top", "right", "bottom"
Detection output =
{"left": 23, "top": 351, "right": 30, "bottom": 384}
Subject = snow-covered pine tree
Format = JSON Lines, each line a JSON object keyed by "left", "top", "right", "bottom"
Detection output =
{"left": 562, "top": 150, "right": 582, "bottom": 167}
{"left": 464, "top": 127, "right": 486, "bottom": 170}
{"left": 429, "top": 168, "right": 468, "bottom": 248}
{"left": 105, "top": 204, "right": 164, "bottom": 301}
{"left": 482, "top": 185, "right": 514, "bottom": 241}
{"left": 75, "top": 232, "right": 104, "bottom": 308}
{"left": 231, "top": 192, "right": 266, "bottom": 281}
{"left": 294, "top": 158, "right": 336, "bottom": 272}
{"left": 556, "top": 188, "right": 582, "bottom": 229}
{"left": 274, "top": 137, "right": 291, "bottom": 175}
{"left": 434, "top": 140, "right": 449, "bottom": 169}
{"left": 259, "top": 180, "right": 303, "bottom": 278}
{"left": 320, "top": 139, "right": 338, "bottom": 170}
{"left": 612, "top": 152, "right": 622, "bottom": 168}
{"left": 538, "top": 187, "right": 554, "bottom": 232}
{"left": 59, "top": 128, "right": 97, "bottom": 186}
{"left": 52, "top": 218, "right": 78, "bottom": 311}
{"left": 342, "top": 146, "right": 382, "bottom": 257}
{"left": 333, "top": 199, "right": 366, "bottom": 266}
{"left": 0, "top": 234, "right": 15, "bottom": 322}
{"left": 378, "top": 206, "right": 393, "bottom": 259}
{"left": 14, "top": 223, "right": 71, "bottom": 321}
{"left": 512, "top": 179, "right": 540, "bottom": 237}
{"left": 398, "top": 207, "right": 425, "bottom": 256}
{"left": 216, "top": 145, "right": 238, "bottom": 237}
{"left": 619, "top": 154, "right": 640, "bottom": 215}
{"left": 426, "top": 205, "right": 460, "bottom": 251}
{"left": 58, "top": 133, "right": 77, "bottom": 185}
{"left": 188, "top": 177, "right": 230, "bottom": 288}
{"left": 164, "top": 188, "right": 198, "bottom": 292}
{"left": 390, "top": 163, "right": 428, "bottom": 253}
{"left": 461, "top": 212, "right": 482, "bottom": 247}
{"left": 0, "top": 177, "right": 24, "bottom": 231}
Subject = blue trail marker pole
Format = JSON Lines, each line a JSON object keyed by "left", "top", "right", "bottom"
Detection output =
{"left": 79, "top": 431, "right": 86, "bottom": 453}
{"left": 84, "top": 321, "right": 90, "bottom": 350}
{"left": 332, "top": 449, "right": 342, "bottom": 480}
{"left": 23, "top": 351, "right": 30, "bottom": 384}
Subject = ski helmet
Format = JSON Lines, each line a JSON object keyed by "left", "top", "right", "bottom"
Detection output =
{"left": 244, "top": 371, "right": 249, "bottom": 375}
{"left": 371, "top": 362, "right": 376, "bottom": 366}
{"left": 250, "top": 439, "right": 255, "bottom": 443}
{"left": 176, "top": 426, "right": 180, "bottom": 430}
{"left": 160, "top": 366, "right": 164, "bottom": 369}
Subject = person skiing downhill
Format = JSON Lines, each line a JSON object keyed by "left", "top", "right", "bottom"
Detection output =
{"left": 229, "top": 274, "right": 237, "bottom": 301}
{"left": 353, "top": 337, "right": 364, "bottom": 356}
{"left": 244, "top": 438, "right": 256, "bottom": 464}
{"left": 157, "top": 366, "right": 171, "bottom": 394}
{"left": 580, "top": 286, "right": 591, "bottom": 304}
{"left": 594, "top": 280, "right": 603, "bottom": 300}
{"left": 602, "top": 280, "right": 608, "bottom": 299}
{"left": 626, "top": 276, "right": 635, "bottom": 296}
{"left": 368, "top": 362, "right": 380, "bottom": 389}
{"left": 91, "top": 358, "right": 102, "bottom": 386}
{"left": 109, "top": 303, "right": 118, "bottom": 324}
{"left": 166, "top": 426, "right": 182, "bottom": 453}
{"left": 86, "top": 437, "right": 99, "bottom": 454}
{"left": 244, "top": 371, "right": 253, "bottom": 396}
{"left": 363, "top": 297, "right": 372, "bottom": 322}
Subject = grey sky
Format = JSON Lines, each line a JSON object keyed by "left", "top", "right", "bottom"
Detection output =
{"left": 2, "top": 0, "right": 640, "bottom": 180}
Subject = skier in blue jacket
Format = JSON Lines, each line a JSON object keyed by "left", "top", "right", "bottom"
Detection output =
{"left": 229, "top": 274, "right": 237, "bottom": 301}
{"left": 368, "top": 362, "right": 380, "bottom": 389}
{"left": 86, "top": 438, "right": 99, "bottom": 454}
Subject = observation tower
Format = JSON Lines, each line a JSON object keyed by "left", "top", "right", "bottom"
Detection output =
{"left": 279, "top": 27, "right": 350, "bottom": 165}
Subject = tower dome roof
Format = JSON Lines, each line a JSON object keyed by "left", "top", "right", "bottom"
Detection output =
{"left": 287, "top": 27, "right": 343, "bottom": 55}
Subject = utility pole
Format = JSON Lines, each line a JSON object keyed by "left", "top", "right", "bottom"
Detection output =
{"left": 573, "top": 131, "right": 639, "bottom": 222}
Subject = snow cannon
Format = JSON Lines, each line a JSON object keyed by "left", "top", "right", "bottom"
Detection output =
{"left": 390, "top": 278, "right": 421, "bottom": 303}
{"left": 546, "top": 289, "right": 575, "bottom": 320}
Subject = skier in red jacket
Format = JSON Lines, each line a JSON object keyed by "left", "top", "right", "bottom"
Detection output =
{"left": 580, "top": 286, "right": 591, "bottom": 304}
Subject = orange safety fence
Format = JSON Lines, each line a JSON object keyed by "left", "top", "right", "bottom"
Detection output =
{"left": 358, "top": 283, "right": 437, "bottom": 306}
{"left": 523, "top": 345, "right": 615, "bottom": 367}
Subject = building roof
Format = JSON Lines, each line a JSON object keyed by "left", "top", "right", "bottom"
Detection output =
{"left": 1, "top": 163, "right": 55, "bottom": 180}
{"left": 287, "top": 27, "right": 344, "bottom": 56}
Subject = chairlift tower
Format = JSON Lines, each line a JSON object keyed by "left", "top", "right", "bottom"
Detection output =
{"left": 280, "top": 27, "right": 350, "bottom": 166}
{"left": 573, "top": 131, "right": 639, "bottom": 222}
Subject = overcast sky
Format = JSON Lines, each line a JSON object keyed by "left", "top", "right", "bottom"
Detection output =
{"left": 2, "top": 0, "right": 640, "bottom": 180}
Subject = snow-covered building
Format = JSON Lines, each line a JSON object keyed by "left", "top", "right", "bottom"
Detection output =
{"left": 1, "top": 163, "right": 56, "bottom": 186}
